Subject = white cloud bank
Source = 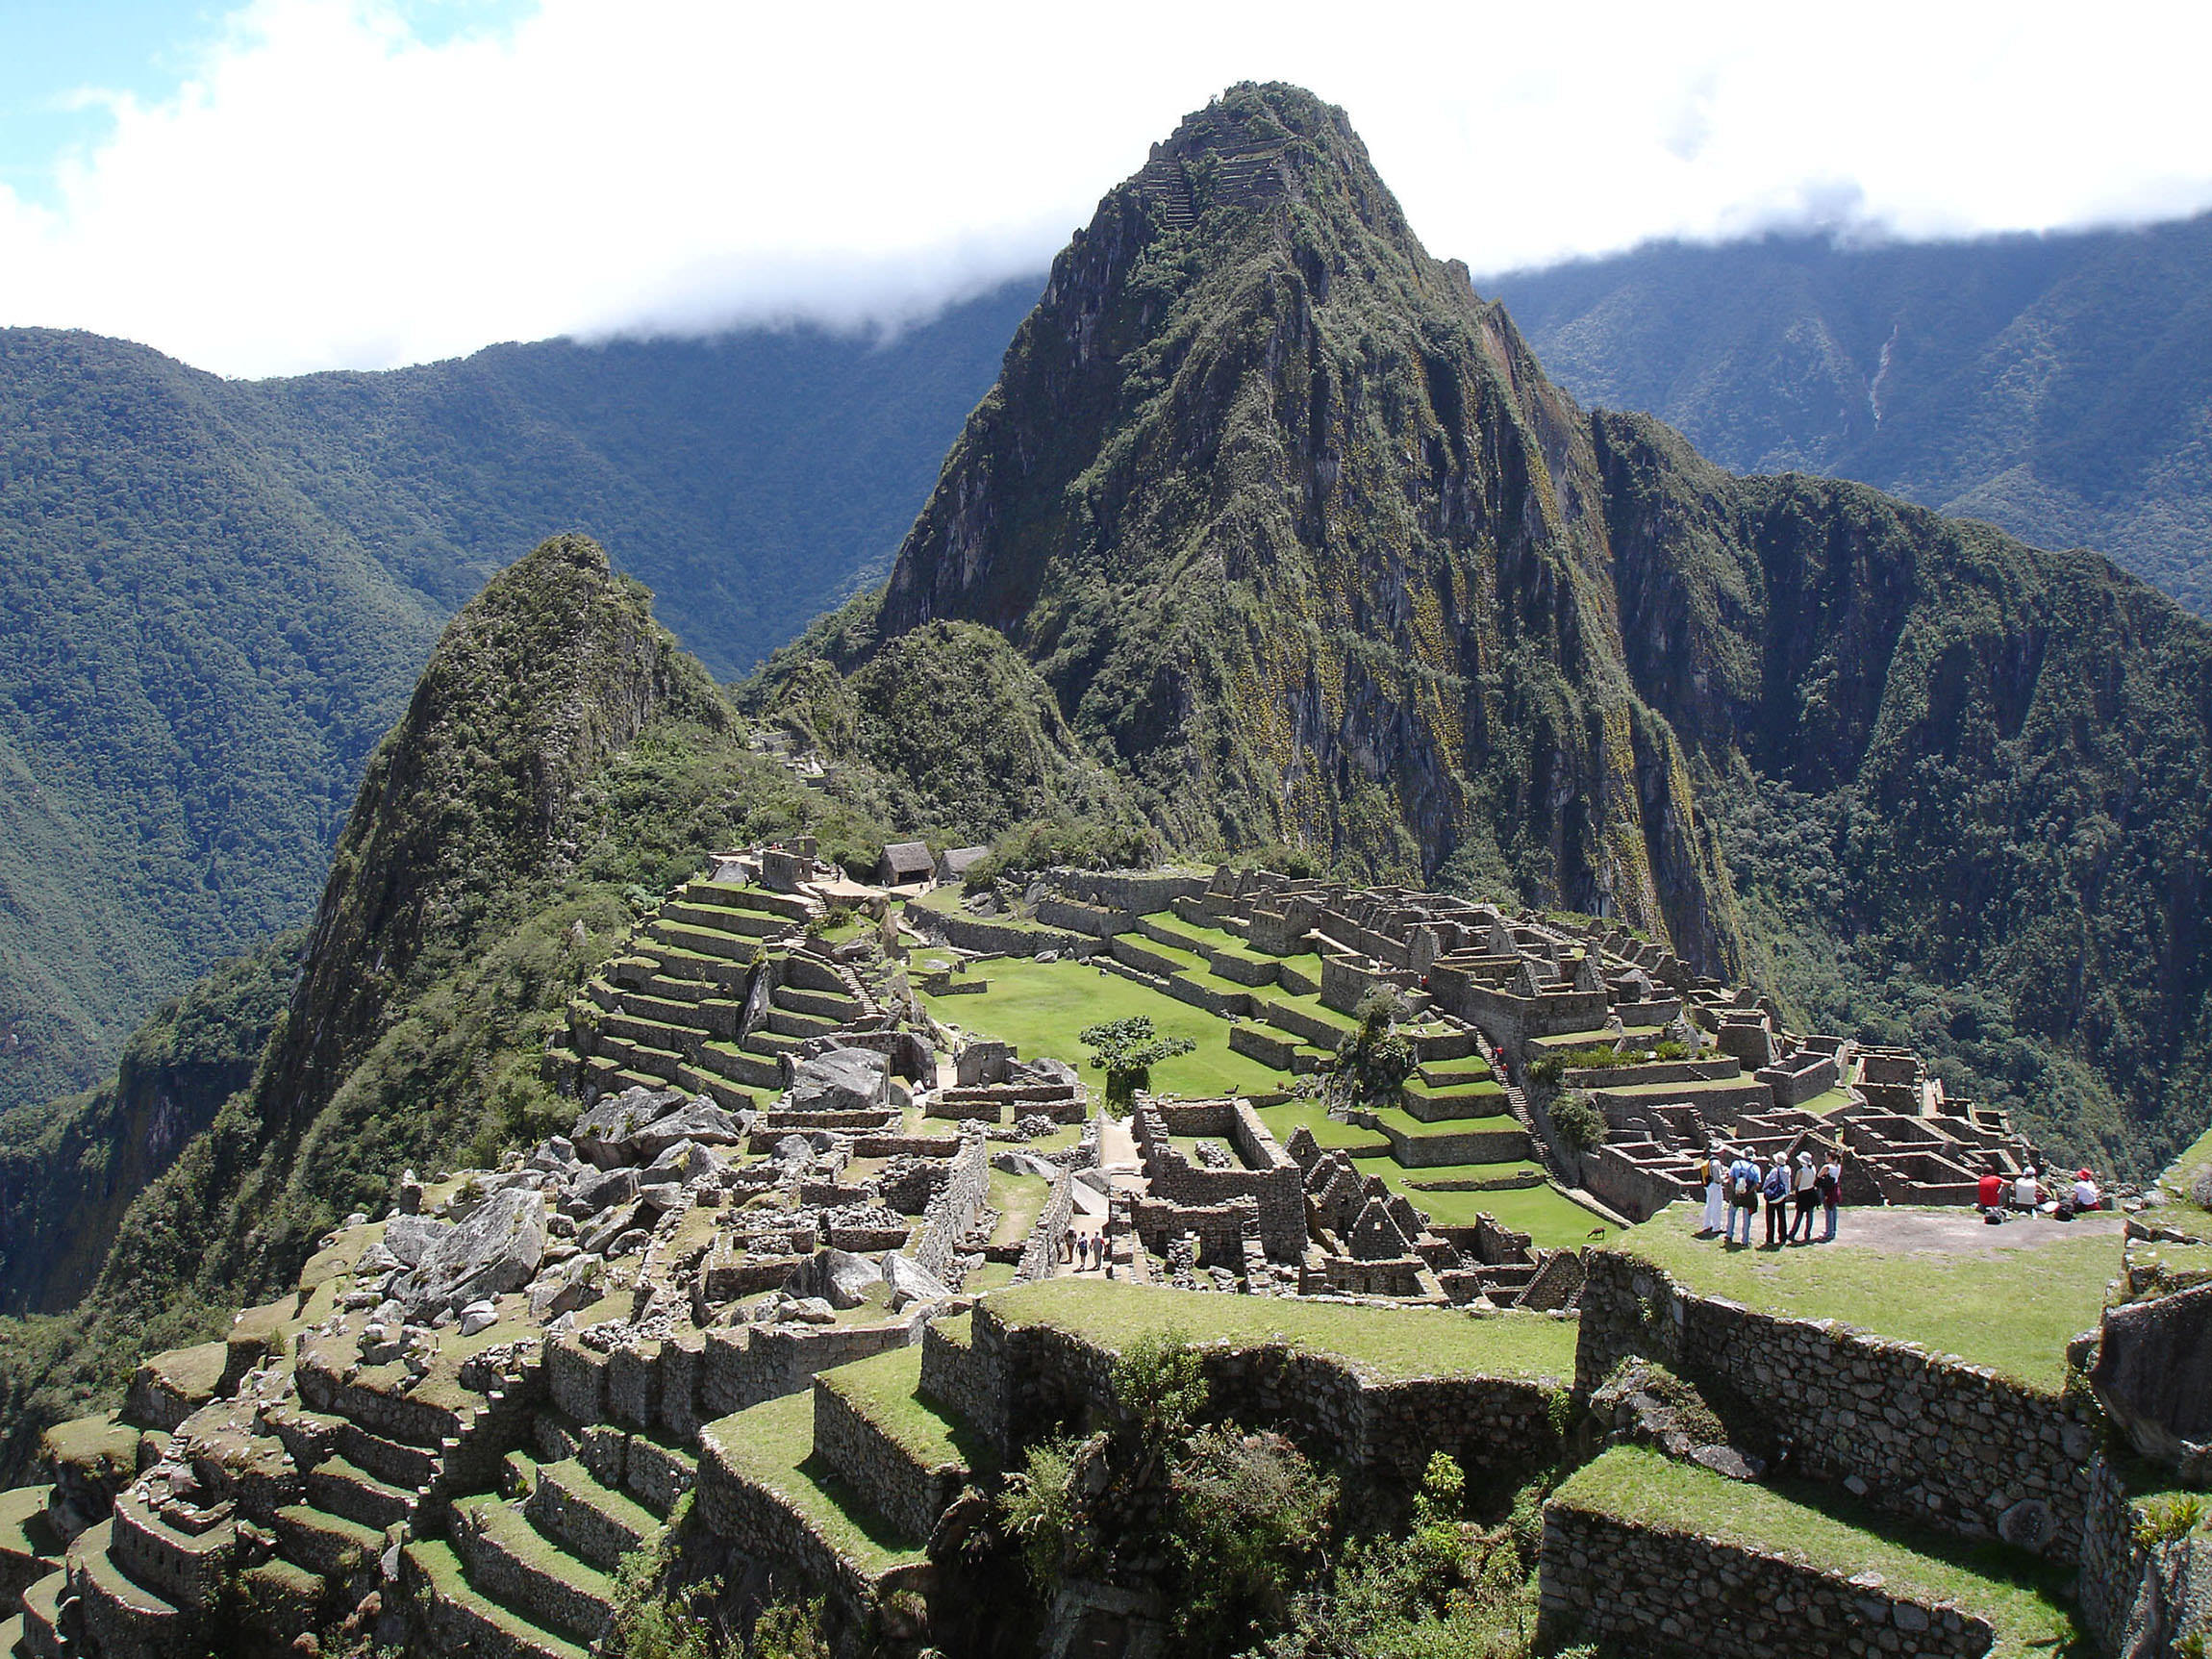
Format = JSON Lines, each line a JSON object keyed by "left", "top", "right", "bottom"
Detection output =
{"left": 5, "top": 0, "right": 2211, "bottom": 377}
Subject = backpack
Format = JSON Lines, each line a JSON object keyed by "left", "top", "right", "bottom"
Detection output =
{"left": 1762, "top": 1167, "right": 1789, "bottom": 1202}
{"left": 1729, "top": 1167, "right": 1757, "bottom": 1203}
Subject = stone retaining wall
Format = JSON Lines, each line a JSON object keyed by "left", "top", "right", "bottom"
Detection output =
{"left": 1049, "top": 868, "right": 1210, "bottom": 915}
{"left": 812, "top": 1378, "right": 963, "bottom": 1545}
{"left": 1576, "top": 1250, "right": 2099, "bottom": 1561}
{"left": 918, "top": 1321, "right": 1003, "bottom": 1447}
{"left": 1135, "top": 1102, "right": 1304, "bottom": 1258}
{"left": 1017, "top": 1169, "right": 1076, "bottom": 1285}
{"left": 1535, "top": 1500, "right": 1997, "bottom": 1657}
{"left": 968, "top": 1302, "right": 1563, "bottom": 1484}
{"left": 695, "top": 1423, "right": 933, "bottom": 1630}
{"left": 926, "top": 914, "right": 1090, "bottom": 959}
{"left": 912, "top": 1134, "right": 990, "bottom": 1283}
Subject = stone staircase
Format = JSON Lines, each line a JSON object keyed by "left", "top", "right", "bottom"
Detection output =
{"left": 401, "top": 1413, "right": 693, "bottom": 1659}
{"left": 553, "top": 874, "right": 879, "bottom": 1112}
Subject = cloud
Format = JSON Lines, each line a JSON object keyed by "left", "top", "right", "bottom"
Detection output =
{"left": 4, "top": 0, "right": 2211, "bottom": 376}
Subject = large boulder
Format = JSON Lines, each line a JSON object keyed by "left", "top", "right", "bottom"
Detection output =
{"left": 632, "top": 1099, "right": 745, "bottom": 1161}
{"left": 786, "top": 1247, "right": 883, "bottom": 1310}
{"left": 992, "top": 1149, "right": 1060, "bottom": 1181}
{"left": 880, "top": 1252, "right": 951, "bottom": 1312}
{"left": 571, "top": 1085, "right": 689, "bottom": 1168}
{"left": 383, "top": 1214, "right": 456, "bottom": 1268}
{"left": 394, "top": 1188, "right": 548, "bottom": 1315}
{"left": 787, "top": 1048, "right": 889, "bottom": 1115}
{"left": 2091, "top": 1280, "right": 2212, "bottom": 1480}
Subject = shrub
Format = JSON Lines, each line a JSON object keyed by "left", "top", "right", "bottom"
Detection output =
{"left": 1549, "top": 1092, "right": 1607, "bottom": 1153}
{"left": 999, "top": 1434, "right": 1086, "bottom": 1592}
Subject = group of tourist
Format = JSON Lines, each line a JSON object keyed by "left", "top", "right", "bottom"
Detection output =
{"left": 1977, "top": 1165, "right": 2100, "bottom": 1221}
{"left": 1059, "top": 1227, "right": 1111, "bottom": 1273}
{"left": 1697, "top": 1145, "right": 1843, "bottom": 1246}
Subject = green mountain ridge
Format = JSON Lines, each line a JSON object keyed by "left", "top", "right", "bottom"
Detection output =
{"left": 1491, "top": 216, "right": 2212, "bottom": 616}
{"left": 0, "top": 285, "right": 1031, "bottom": 1119}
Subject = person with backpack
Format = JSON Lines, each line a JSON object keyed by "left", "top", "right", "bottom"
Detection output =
{"left": 1818, "top": 1153, "right": 1843, "bottom": 1242}
{"left": 1763, "top": 1151, "right": 1793, "bottom": 1246}
{"left": 1701, "top": 1143, "right": 1728, "bottom": 1236}
{"left": 1726, "top": 1149, "right": 1762, "bottom": 1245}
{"left": 1789, "top": 1149, "right": 1820, "bottom": 1242}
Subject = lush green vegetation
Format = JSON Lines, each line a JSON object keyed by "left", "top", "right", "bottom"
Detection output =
{"left": 1606, "top": 1207, "right": 2117, "bottom": 1392}
{"left": 0, "top": 537, "right": 917, "bottom": 1475}
{"left": 1497, "top": 213, "right": 2212, "bottom": 617}
{"left": 0, "top": 931, "right": 302, "bottom": 1314}
{"left": 1552, "top": 1448, "right": 2082, "bottom": 1656}
{"left": 0, "top": 286, "right": 1030, "bottom": 1123}
{"left": 997, "top": 1329, "right": 1562, "bottom": 1657}
{"left": 1080, "top": 1015, "right": 1196, "bottom": 1112}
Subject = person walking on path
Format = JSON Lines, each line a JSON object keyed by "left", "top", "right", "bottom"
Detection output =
{"left": 1763, "top": 1152, "right": 1793, "bottom": 1246}
{"left": 1701, "top": 1143, "right": 1728, "bottom": 1236}
{"left": 1726, "top": 1150, "right": 1762, "bottom": 1245}
{"left": 1819, "top": 1153, "right": 1844, "bottom": 1242}
{"left": 1790, "top": 1150, "right": 1820, "bottom": 1242}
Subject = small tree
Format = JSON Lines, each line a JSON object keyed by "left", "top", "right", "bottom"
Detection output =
{"left": 1327, "top": 987, "right": 1413, "bottom": 1110}
{"left": 1080, "top": 1016, "right": 1195, "bottom": 1113}
{"left": 1550, "top": 1089, "right": 1607, "bottom": 1153}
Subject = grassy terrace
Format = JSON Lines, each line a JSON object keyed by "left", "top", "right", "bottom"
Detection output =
{"left": 1526, "top": 1025, "right": 1665, "bottom": 1051}
{"left": 818, "top": 1346, "right": 992, "bottom": 1473}
{"left": 1250, "top": 1097, "right": 1391, "bottom": 1154}
{"left": 917, "top": 955, "right": 1282, "bottom": 1097}
{"left": 1387, "top": 1173, "right": 1616, "bottom": 1244}
{"left": 1553, "top": 1448, "right": 2081, "bottom": 1656}
{"left": 988, "top": 1169, "right": 1051, "bottom": 1245}
{"left": 1604, "top": 1208, "right": 2118, "bottom": 1392}
{"left": 705, "top": 1391, "right": 923, "bottom": 1574}
{"left": 982, "top": 1279, "right": 1578, "bottom": 1384}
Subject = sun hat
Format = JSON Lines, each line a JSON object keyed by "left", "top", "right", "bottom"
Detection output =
{"left": 1797, "top": 1150, "right": 1813, "bottom": 1165}
{"left": 2078, "top": 1169, "right": 2094, "bottom": 1180}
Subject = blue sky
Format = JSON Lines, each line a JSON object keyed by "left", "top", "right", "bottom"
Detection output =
{"left": 0, "top": 1, "right": 528, "bottom": 206}
{"left": 4, "top": 1, "right": 2211, "bottom": 378}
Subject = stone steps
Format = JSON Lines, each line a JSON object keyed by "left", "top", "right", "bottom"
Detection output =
{"left": 0, "top": 1486, "right": 61, "bottom": 1612}
{"left": 306, "top": 1456, "right": 415, "bottom": 1532}
{"left": 595, "top": 1009, "right": 699, "bottom": 1056}
{"left": 273, "top": 1503, "right": 385, "bottom": 1585}
{"left": 523, "top": 1459, "right": 658, "bottom": 1574}
{"left": 67, "top": 1521, "right": 189, "bottom": 1658}
{"left": 636, "top": 943, "right": 751, "bottom": 992}
{"left": 773, "top": 985, "right": 858, "bottom": 1022}
{"left": 449, "top": 1496, "right": 617, "bottom": 1646}
{"left": 336, "top": 1420, "right": 440, "bottom": 1492}
{"left": 663, "top": 900, "right": 787, "bottom": 941}
{"left": 403, "top": 1540, "right": 589, "bottom": 1659}
{"left": 18, "top": 1571, "right": 62, "bottom": 1659}
{"left": 700, "top": 1042, "right": 784, "bottom": 1092}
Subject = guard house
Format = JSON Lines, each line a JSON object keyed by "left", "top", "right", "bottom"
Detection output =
{"left": 936, "top": 844, "right": 990, "bottom": 883}
{"left": 878, "top": 841, "right": 935, "bottom": 889}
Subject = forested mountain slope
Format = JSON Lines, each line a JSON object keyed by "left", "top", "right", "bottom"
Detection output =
{"left": 773, "top": 83, "right": 2212, "bottom": 1172}
{"left": 0, "top": 283, "right": 1030, "bottom": 1117}
{"left": 1492, "top": 215, "right": 2212, "bottom": 616}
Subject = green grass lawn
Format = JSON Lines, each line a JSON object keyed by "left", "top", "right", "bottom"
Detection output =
{"left": 918, "top": 956, "right": 1282, "bottom": 1097}
{"left": 1249, "top": 1096, "right": 1392, "bottom": 1155}
{"left": 1381, "top": 1169, "right": 1620, "bottom": 1244}
{"left": 2163, "top": 1125, "right": 2212, "bottom": 1209}
{"left": 983, "top": 1279, "right": 1577, "bottom": 1384}
{"left": 1795, "top": 1087, "right": 1854, "bottom": 1116}
{"left": 1606, "top": 1209, "right": 2118, "bottom": 1392}
{"left": 1526, "top": 1025, "right": 1664, "bottom": 1051}
{"left": 1552, "top": 1448, "right": 2081, "bottom": 1657}
{"left": 988, "top": 1169, "right": 1052, "bottom": 1245}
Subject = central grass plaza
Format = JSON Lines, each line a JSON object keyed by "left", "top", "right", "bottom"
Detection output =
{"left": 913, "top": 943, "right": 1617, "bottom": 1250}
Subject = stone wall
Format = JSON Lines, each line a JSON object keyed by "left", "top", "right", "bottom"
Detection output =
{"left": 1035, "top": 897, "right": 1131, "bottom": 939}
{"left": 544, "top": 1320, "right": 922, "bottom": 1430}
{"left": 1535, "top": 1500, "right": 1997, "bottom": 1657}
{"left": 1050, "top": 868, "right": 1210, "bottom": 915}
{"left": 696, "top": 1421, "right": 933, "bottom": 1630}
{"left": 1134, "top": 1103, "right": 1304, "bottom": 1258}
{"left": 2078, "top": 1451, "right": 2212, "bottom": 1656}
{"left": 1017, "top": 1168, "right": 1076, "bottom": 1285}
{"left": 1580, "top": 1143, "right": 1697, "bottom": 1222}
{"left": 918, "top": 1320, "right": 1003, "bottom": 1448}
{"left": 910, "top": 1133, "right": 990, "bottom": 1284}
{"left": 1576, "top": 1250, "right": 2099, "bottom": 1561}
{"left": 812, "top": 1377, "right": 964, "bottom": 1545}
{"left": 966, "top": 1302, "right": 1563, "bottom": 1485}
{"left": 926, "top": 914, "right": 1090, "bottom": 959}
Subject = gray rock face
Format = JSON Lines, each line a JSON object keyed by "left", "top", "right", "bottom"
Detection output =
{"left": 566, "top": 1168, "right": 638, "bottom": 1218}
{"left": 992, "top": 1150, "right": 1061, "bottom": 1181}
{"left": 383, "top": 1214, "right": 456, "bottom": 1268}
{"left": 632, "top": 1100, "right": 745, "bottom": 1160}
{"left": 787, "top": 1047, "right": 889, "bottom": 1115}
{"left": 880, "top": 1252, "right": 951, "bottom": 1312}
{"left": 2093, "top": 1281, "right": 2212, "bottom": 1475}
{"left": 572, "top": 1085, "right": 688, "bottom": 1167}
{"left": 787, "top": 1246, "right": 883, "bottom": 1310}
{"left": 395, "top": 1188, "right": 547, "bottom": 1314}
{"left": 2193, "top": 1165, "right": 2212, "bottom": 1211}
